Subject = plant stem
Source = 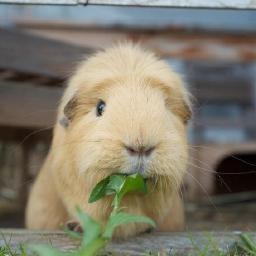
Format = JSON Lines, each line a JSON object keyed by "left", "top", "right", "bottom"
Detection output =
{"left": 80, "top": 238, "right": 107, "bottom": 256}
{"left": 112, "top": 196, "right": 120, "bottom": 215}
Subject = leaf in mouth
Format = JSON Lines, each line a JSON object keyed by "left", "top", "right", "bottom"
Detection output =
{"left": 88, "top": 173, "right": 147, "bottom": 205}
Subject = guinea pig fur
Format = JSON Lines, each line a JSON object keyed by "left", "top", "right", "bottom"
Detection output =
{"left": 25, "top": 43, "right": 191, "bottom": 239}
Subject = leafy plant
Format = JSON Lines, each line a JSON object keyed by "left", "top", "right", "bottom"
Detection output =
{"left": 33, "top": 173, "right": 155, "bottom": 256}
{"left": 1, "top": 229, "right": 256, "bottom": 255}
{"left": 237, "top": 234, "right": 256, "bottom": 256}
{"left": 3, "top": 174, "right": 256, "bottom": 256}
{"left": 186, "top": 233, "right": 256, "bottom": 256}
{"left": 0, "top": 232, "right": 31, "bottom": 256}
{"left": 89, "top": 173, "right": 147, "bottom": 212}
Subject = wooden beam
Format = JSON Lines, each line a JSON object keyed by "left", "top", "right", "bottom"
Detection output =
{"left": 0, "top": 230, "right": 256, "bottom": 255}
{"left": 0, "top": 29, "right": 92, "bottom": 79}
{"left": 0, "top": 0, "right": 255, "bottom": 9}
{"left": 191, "top": 80, "right": 252, "bottom": 103}
{"left": 0, "top": 126, "right": 52, "bottom": 142}
{"left": 0, "top": 81, "right": 63, "bottom": 129}
{"left": 16, "top": 26, "right": 256, "bottom": 63}
{"left": 88, "top": 0, "right": 256, "bottom": 9}
{"left": 193, "top": 117, "right": 256, "bottom": 129}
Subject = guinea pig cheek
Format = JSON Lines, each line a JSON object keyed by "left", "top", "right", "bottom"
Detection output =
{"left": 69, "top": 118, "right": 103, "bottom": 177}
{"left": 73, "top": 120, "right": 124, "bottom": 182}
{"left": 76, "top": 141, "right": 102, "bottom": 176}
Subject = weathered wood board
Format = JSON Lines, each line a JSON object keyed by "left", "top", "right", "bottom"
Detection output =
{"left": 88, "top": 0, "right": 256, "bottom": 9}
{"left": 0, "top": 229, "right": 256, "bottom": 255}
{"left": 0, "top": 29, "right": 92, "bottom": 79}
{"left": 0, "top": 81, "right": 63, "bottom": 128}
{"left": 0, "top": 0, "right": 256, "bottom": 9}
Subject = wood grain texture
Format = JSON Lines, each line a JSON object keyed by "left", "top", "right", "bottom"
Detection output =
{"left": 0, "top": 81, "right": 63, "bottom": 128}
{"left": 88, "top": 0, "right": 256, "bottom": 9}
{"left": 0, "top": 229, "right": 256, "bottom": 255}
{"left": 0, "top": 29, "right": 92, "bottom": 78}
{"left": 0, "top": 0, "right": 256, "bottom": 8}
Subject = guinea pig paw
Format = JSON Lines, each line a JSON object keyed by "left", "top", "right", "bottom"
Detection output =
{"left": 65, "top": 220, "right": 83, "bottom": 233}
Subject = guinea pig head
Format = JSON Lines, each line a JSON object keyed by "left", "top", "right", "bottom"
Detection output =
{"left": 60, "top": 45, "right": 191, "bottom": 193}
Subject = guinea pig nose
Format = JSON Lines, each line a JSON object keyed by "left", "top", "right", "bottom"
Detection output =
{"left": 125, "top": 145, "right": 155, "bottom": 157}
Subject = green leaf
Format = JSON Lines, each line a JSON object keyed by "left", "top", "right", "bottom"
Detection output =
{"left": 107, "top": 174, "right": 126, "bottom": 193}
{"left": 121, "top": 173, "right": 147, "bottom": 194}
{"left": 76, "top": 207, "right": 102, "bottom": 247}
{"left": 240, "top": 234, "right": 256, "bottom": 252}
{"left": 103, "top": 212, "right": 156, "bottom": 239}
{"left": 88, "top": 176, "right": 112, "bottom": 203}
{"left": 89, "top": 174, "right": 128, "bottom": 204}
{"left": 76, "top": 237, "right": 107, "bottom": 256}
{"left": 19, "top": 243, "right": 29, "bottom": 256}
{"left": 89, "top": 173, "right": 147, "bottom": 208}
{"left": 115, "top": 173, "right": 147, "bottom": 206}
{"left": 31, "top": 245, "right": 64, "bottom": 256}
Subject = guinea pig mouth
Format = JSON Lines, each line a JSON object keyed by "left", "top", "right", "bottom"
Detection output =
{"left": 126, "top": 161, "right": 150, "bottom": 178}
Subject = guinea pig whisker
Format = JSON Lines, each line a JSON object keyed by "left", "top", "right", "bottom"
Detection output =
{"left": 162, "top": 175, "right": 168, "bottom": 190}
{"left": 147, "top": 175, "right": 157, "bottom": 194}
{"left": 169, "top": 172, "right": 179, "bottom": 192}
{"left": 181, "top": 152, "right": 256, "bottom": 176}
{"left": 156, "top": 175, "right": 164, "bottom": 192}
{"left": 188, "top": 155, "right": 212, "bottom": 169}
{"left": 154, "top": 175, "right": 161, "bottom": 193}
{"left": 188, "top": 155, "right": 256, "bottom": 191}
{"left": 187, "top": 160, "right": 218, "bottom": 174}
{"left": 186, "top": 158, "right": 232, "bottom": 189}
{"left": 186, "top": 160, "right": 233, "bottom": 193}
{"left": 49, "top": 139, "right": 86, "bottom": 151}
{"left": 186, "top": 171, "right": 217, "bottom": 211}
{"left": 155, "top": 174, "right": 174, "bottom": 193}
{"left": 49, "top": 137, "right": 109, "bottom": 152}
{"left": 154, "top": 175, "right": 159, "bottom": 192}
{"left": 187, "top": 144, "right": 256, "bottom": 169}
{"left": 187, "top": 158, "right": 256, "bottom": 175}
{"left": 19, "top": 125, "right": 54, "bottom": 145}
{"left": 5, "top": 126, "right": 55, "bottom": 173}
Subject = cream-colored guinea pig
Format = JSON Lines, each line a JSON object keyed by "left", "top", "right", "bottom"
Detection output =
{"left": 26, "top": 43, "right": 191, "bottom": 239}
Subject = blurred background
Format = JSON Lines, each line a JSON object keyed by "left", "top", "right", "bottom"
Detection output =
{"left": 0, "top": 3, "right": 256, "bottom": 231}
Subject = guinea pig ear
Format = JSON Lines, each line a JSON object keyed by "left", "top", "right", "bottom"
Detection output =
{"left": 181, "top": 100, "right": 192, "bottom": 124}
{"left": 59, "top": 95, "right": 78, "bottom": 128}
{"left": 171, "top": 95, "right": 192, "bottom": 124}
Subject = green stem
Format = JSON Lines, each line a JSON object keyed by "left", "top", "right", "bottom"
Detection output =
{"left": 112, "top": 195, "right": 120, "bottom": 215}
{"left": 79, "top": 237, "right": 107, "bottom": 256}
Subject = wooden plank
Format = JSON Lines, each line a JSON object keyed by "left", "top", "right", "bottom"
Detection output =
{"left": 193, "top": 117, "right": 256, "bottom": 129}
{"left": 0, "top": 0, "right": 256, "bottom": 9}
{"left": 0, "top": 0, "right": 80, "bottom": 3}
{"left": 1, "top": 230, "right": 256, "bottom": 255}
{"left": 18, "top": 26, "right": 256, "bottom": 63}
{"left": 0, "top": 126, "right": 51, "bottom": 141}
{"left": 0, "top": 29, "right": 92, "bottom": 79}
{"left": 191, "top": 83, "right": 251, "bottom": 102}
{"left": 0, "top": 81, "right": 63, "bottom": 129}
{"left": 88, "top": 0, "right": 256, "bottom": 9}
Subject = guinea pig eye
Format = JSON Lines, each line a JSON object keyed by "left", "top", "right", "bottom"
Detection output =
{"left": 96, "top": 100, "right": 106, "bottom": 116}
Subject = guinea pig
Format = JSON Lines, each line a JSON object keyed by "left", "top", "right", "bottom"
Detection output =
{"left": 25, "top": 43, "right": 191, "bottom": 239}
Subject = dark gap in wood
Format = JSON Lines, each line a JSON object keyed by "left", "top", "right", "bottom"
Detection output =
{"left": 0, "top": 68, "right": 64, "bottom": 87}
{"left": 215, "top": 153, "right": 256, "bottom": 194}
